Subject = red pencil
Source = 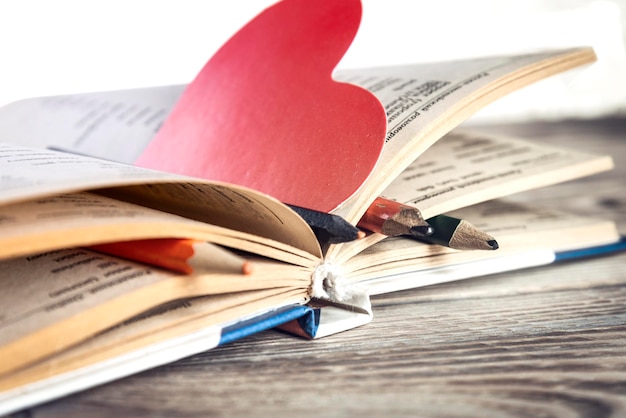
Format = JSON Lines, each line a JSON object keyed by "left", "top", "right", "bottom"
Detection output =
{"left": 358, "top": 197, "right": 433, "bottom": 238}
{"left": 89, "top": 238, "right": 252, "bottom": 275}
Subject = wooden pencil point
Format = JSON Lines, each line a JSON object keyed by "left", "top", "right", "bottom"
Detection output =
{"left": 357, "top": 230, "right": 367, "bottom": 239}
{"left": 359, "top": 197, "right": 430, "bottom": 237}
{"left": 425, "top": 215, "right": 500, "bottom": 251}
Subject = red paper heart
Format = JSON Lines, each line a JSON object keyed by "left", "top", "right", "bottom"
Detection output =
{"left": 135, "top": 0, "right": 386, "bottom": 212}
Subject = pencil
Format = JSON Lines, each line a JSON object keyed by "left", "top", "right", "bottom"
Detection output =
{"left": 422, "top": 214, "right": 499, "bottom": 251}
{"left": 288, "top": 204, "right": 365, "bottom": 244}
{"left": 358, "top": 197, "right": 434, "bottom": 237}
{"left": 89, "top": 238, "right": 253, "bottom": 275}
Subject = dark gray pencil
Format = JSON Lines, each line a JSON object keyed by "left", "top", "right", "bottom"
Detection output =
{"left": 46, "top": 146, "right": 363, "bottom": 245}
{"left": 287, "top": 205, "right": 364, "bottom": 244}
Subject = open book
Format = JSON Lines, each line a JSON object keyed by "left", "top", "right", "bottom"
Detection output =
{"left": 0, "top": 0, "right": 623, "bottom": 414}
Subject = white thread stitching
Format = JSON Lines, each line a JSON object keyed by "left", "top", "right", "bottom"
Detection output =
{"left": 311, "top": 262, "right": 350, "bottom": 301}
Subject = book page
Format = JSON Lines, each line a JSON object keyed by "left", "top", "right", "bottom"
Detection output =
{"left": 331, "top": 48, "right": 596, "bottom": 223}
{"left": 0, "top": 142, "right": 181, "bottom": 204}
{"left": 0, "top": 49, "right": 598, "bottom": 256}
{"left": 0, "top": 191, "right": 319, "bottom": 267}
{"left": 0, "top": 49, "right": 595, "bottom": 218}
{"left": 382, "top": 130, "right": 613, "bottom": 218}
{"left": 0, "top": 86, "right": 183, "bottom": 163}
{"left": 0, "top": 289, "right": 306, "bottom": 395}
{"left": 0, "top": 143, "right": 321, "bottom": 258}
{"left": 0, "top": 248, "right": 311, "bottom": 376}
{"left": 342, "top": 200, "right": 619, "bottom": 283}
{"left": 331, "top": 130, "right": 612, "bottom": 264}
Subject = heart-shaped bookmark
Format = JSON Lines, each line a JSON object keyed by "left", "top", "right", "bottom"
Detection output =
{"left": 136, "top": 0, "right": 387, "bottom": 213}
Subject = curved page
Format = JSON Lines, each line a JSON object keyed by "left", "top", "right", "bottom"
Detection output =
{"left": 0, "top": 143, "right": 321, "bottom": 259}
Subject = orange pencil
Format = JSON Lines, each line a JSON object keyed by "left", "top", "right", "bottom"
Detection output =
{"left": 358, "top": 197, "right": 433, "bottom": 238}
{"left": 89, "top": 238, "right": 252, "bottom": 275}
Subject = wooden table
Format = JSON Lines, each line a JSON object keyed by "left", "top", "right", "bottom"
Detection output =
{"left": 12, "top": 119, "right": 626, "bottom": 417}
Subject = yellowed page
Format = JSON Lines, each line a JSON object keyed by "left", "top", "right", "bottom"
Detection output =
{"left": 0, "top": 143, "right": 321, "bottom": 258}
{"left": 0, "top": 49, "right": 596, "bottom": 229}
{"left": 0, "top": 288, "right": 305, "bottom": 394}
{"left": 342, "top": 200, "right": 619, "bottom": 284}
{"left": 0, "top": 248, "right": 311, "bottom": 376}
{"left": 0, "top": 191, "right": 318, "bottom": 267}
{"left": 382, "top": 130, "right": 612, "bottom": 218}
{"left": 0, "top": 49, "right": 600, "bottom": 262}
{"left": 331, "top": 48, "right": 596, "bottom": 224}
{"left": 332, "top": 130, "right": 612, "bottom": 264}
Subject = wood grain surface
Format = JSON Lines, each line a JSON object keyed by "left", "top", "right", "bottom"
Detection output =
{"left": 9, "top": 118, "right": 626, "bottom": 418}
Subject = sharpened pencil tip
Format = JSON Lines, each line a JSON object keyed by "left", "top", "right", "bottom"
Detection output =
{"left": 409, "top": 224, "right": 434, "bottom": 238}
{"left": 357, "top": 230, "right": 367, "bottom": 239}
{"left": 487, "top": 239, "right": 499, "bottom": 250}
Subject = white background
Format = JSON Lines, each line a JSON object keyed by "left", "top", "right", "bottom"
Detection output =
{"left": 0, "top": 0, "right": 625, "bottom": 122}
